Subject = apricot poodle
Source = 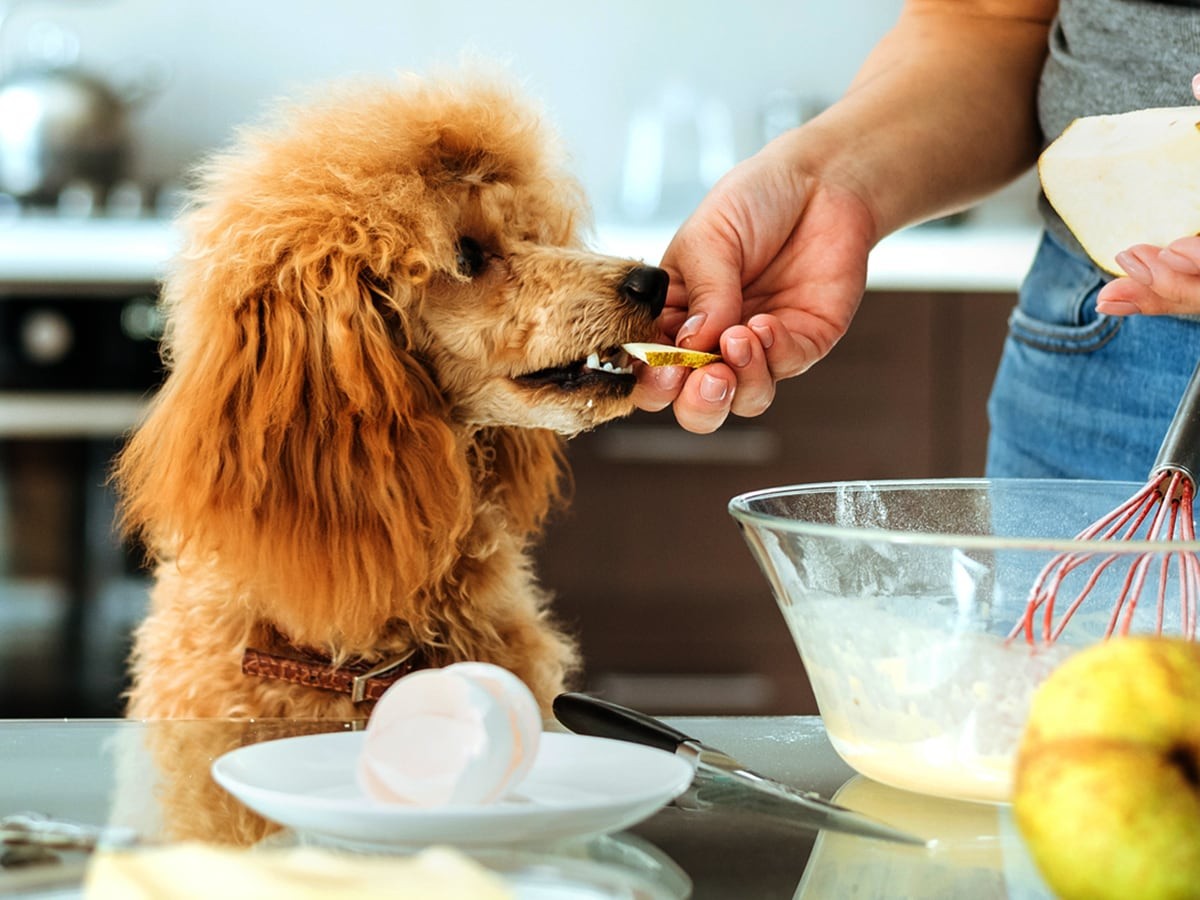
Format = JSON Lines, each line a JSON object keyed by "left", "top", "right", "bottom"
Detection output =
{"left": 116, "top": 74, "right": 667, "bottom": 720}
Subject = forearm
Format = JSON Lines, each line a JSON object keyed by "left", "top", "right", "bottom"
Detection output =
{"left": 769, "top": 0, "right": 1056, "bottom": 242}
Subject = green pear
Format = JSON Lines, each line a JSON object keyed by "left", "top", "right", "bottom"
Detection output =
{"left": 1039, "top": 106, "right": 1200, "bottom": 275}
{"left": 1013, "top": 637, "right": 1200, "bottom": 900}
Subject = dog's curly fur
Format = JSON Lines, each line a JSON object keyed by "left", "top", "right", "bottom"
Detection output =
{"left": 116, "top": 74, "right": 665, "bottom": 720}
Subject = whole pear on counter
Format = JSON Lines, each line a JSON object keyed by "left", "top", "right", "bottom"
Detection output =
{"left": 1012, "top": 636, "right": 1200, "bottom": 900}
{"left": 1039, "top": 105, "right": 1200, "bottom": 275}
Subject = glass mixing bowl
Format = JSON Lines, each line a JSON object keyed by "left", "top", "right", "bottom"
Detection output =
{"left": 728, "top": 478, "right": 1200, "bottom": 804}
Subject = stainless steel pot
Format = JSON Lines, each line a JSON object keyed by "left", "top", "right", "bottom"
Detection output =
{"left": 0, "top": 67, "right": 130, "bottom": 203}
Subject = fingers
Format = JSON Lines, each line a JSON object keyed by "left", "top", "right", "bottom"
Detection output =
{"left": 1097, "top": 239, "right": 1200, "bottom": 316}
{"left": 722, "top": 325, "right": 776, "bottom": 418}
{"left": 631, "top": 351, "right": 740, "bottom": 432}
{"left": 672, "top": 362, "right": 738, "bottom": 433}
{"left": 630, "top": 333, "right": 756, "bottom": 433}
{"left": 670, "top": 322, "right": 784, "bottom": 431}
{"left": 631, "top": 364, "right": 687, "bottom": 413}
{"left": 655, "top": 304, "right": 688, "bottom": 342}
{"left": 661, "top": 225, "right": 745, "bottom": 353}
{"left": 633, "top": 314, "right": 822, "bottom": 431}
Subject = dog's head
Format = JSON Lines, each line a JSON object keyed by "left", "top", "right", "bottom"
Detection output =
{"left": 117, "top": 74, "right": 665, "bottom": 639}
{"left": 419, "top": 235, "right": 665, "bottom": 434}
{"left": 169, "top": 73, "right": 665, "bottom": 436}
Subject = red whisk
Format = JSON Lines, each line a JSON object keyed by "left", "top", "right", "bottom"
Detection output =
{"left": 1012, "top": 363, "right": 1200, "bottom": 645}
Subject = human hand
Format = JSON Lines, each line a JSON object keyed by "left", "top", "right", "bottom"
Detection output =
{"left": 1095, "top": 238, "right": 1200, "bottom": 316}
{"left": 632, "top": 140, "right": 876, "bottom": 433}
{"left": 1095, "top": 73, "right": 1200, "bottom": 318}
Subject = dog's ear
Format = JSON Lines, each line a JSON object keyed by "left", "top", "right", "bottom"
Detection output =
{"left": 115, "top": 209, "right": 476, "bottom": 641}
{"left": 476, "top": 427, "right": 569, "bottom": 536}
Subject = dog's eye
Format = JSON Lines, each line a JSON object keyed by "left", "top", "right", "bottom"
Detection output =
{"left": 456, "top": 237, "right": 488, "bottom": 278}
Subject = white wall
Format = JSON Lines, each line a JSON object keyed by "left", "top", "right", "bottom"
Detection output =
{"left": 0, "top": 0, "right": 908, "bottom": 221}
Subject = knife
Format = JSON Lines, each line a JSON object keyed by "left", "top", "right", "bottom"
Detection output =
{"left": 552, "top": 692, "right": 930, "bottom": 847}
{"left": 0, "top": 813, "right": 140, "bottom": 896}
{"left": 1, "top": 812, "right": 138, "bottom": 853}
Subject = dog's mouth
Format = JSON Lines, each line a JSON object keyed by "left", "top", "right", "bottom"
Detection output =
{"left": 514, "top": 346, "right": 634, "bottom": 390}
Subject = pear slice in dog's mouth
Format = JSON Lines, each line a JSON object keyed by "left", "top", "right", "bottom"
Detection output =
{"left": 623, "top": 342, "right": 721, "bottom": 368}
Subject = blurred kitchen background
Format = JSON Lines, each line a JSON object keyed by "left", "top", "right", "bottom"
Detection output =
{"left": 0, "top": 0, "right": 1042, "bottom": 718}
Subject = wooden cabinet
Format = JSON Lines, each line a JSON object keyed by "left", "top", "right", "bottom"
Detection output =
{"left": 536, "top": 291, "right": 1016, "bottom": 715}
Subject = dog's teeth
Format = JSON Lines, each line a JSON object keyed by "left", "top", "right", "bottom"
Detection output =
{"left": 583, "top": 350, "right": 633, "bottom": 376}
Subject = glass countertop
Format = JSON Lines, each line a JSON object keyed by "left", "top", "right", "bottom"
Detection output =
{"left": 0, "top": 716, "right": 1053, "bottom": 899}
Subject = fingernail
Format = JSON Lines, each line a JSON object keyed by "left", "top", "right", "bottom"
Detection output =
{"left": 651, "top": 366, "right": 685, "bottom": 391}
{"left": 675, "top": 313, "right": 707, "bottom": 346}
{"left": 699, "top": 373, "right": 729, "bottom": 403}
{"left": 750, "top": 323, "right": 774, "bottom": 349}
{"left": 1115, "top": 250, "right": 1153, "bottom": 285}
{"left": 1096, "top": 298, "right": 1141, "bottom": 316}
{"left": 725, "top": 335, "right": 752, "bottom": 367}
{"left": 1160, "top": 248, "right": 1200, "bottom": 275}
{"left": 1193, "top": 72, "right": 1200, "bottom": 100}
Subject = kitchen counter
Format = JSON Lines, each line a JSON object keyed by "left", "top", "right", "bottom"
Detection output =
{"left": 597, "top": 222, "right": 1040, "bottom": 294}
{"left": 0, "top": 715, "right": 1054, "bottom": 898}
{"left": 0, "top": 219, "right": 180, "bottom": 286}
{"left": 0, "top": 217, "right": 1040, "bottom": 293}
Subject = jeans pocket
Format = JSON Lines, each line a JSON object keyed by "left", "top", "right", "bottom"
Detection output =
{"left": 1008, "top": 231, "right": 1119, "bottom": 355}
{"left": 1008, "top": 306, "right": 1121, "bottom": 354}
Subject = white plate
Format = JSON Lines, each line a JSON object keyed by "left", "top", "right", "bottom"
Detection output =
{"left": 212, "top": 731, "right": 693, "bottom": 848}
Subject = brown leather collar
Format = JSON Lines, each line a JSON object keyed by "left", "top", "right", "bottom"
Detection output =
{"left": 241, "top": 628, "right": 427, "bottom": 703}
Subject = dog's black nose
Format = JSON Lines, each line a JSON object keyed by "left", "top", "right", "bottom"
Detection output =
{"left": 618, "top": 265, "right": 668, "bottom": 318}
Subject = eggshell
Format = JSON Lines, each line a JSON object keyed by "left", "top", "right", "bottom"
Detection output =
{"left": 357, "top": 663, "right": 542, "bottom": 807}
{"left": 442, "top": 662, "right": 542, "bottom": 788}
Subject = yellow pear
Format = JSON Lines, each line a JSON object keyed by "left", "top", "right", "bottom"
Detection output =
{"left": 622, "top": 342, "right": 721, "bottom": 368}
{"left": 1039, "top": 105, "right": 1200, "bottom": 275}
{"left": 1013, "top": 636, "right": 1200, "bottom": 900}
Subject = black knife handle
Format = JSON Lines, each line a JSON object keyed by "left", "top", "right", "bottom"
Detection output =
{"left": 552, "top": 692, "right": 691, "bottom": 754}
{"left": 1152, "top": 357, "right": 1200, "bottom": 483}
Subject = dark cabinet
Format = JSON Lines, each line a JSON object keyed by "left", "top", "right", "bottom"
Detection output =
{"left": 537, "top": 291, "right": 1016, "bottom": 715}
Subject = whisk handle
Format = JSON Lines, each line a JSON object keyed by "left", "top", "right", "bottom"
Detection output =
{"left": 1151, "top": 359, "right": 1200, "bottom": 484}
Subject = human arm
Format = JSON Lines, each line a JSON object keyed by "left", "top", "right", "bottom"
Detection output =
{"left": 636, "top": 0, "right": 1058, "bottom": 433}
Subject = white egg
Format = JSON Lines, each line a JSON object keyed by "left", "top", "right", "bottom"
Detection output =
{"left": 357, "top": 663, "right": 542, "bottom": 807}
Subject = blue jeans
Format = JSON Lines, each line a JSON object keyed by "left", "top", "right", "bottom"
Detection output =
{"left": 986, "top": 231, "right": 1200, "bottom": 481}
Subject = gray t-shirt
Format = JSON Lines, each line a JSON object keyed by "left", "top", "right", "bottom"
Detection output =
{"left": 1037, "top": 0, "right": 1200, "bottom": 259}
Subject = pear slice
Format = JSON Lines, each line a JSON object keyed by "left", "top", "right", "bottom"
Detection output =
{"left": 1038, "top": 105, "right": 1200, "bottom": 275}
{"left": 622, "top": 342, "right": 721, "bottom": 368}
